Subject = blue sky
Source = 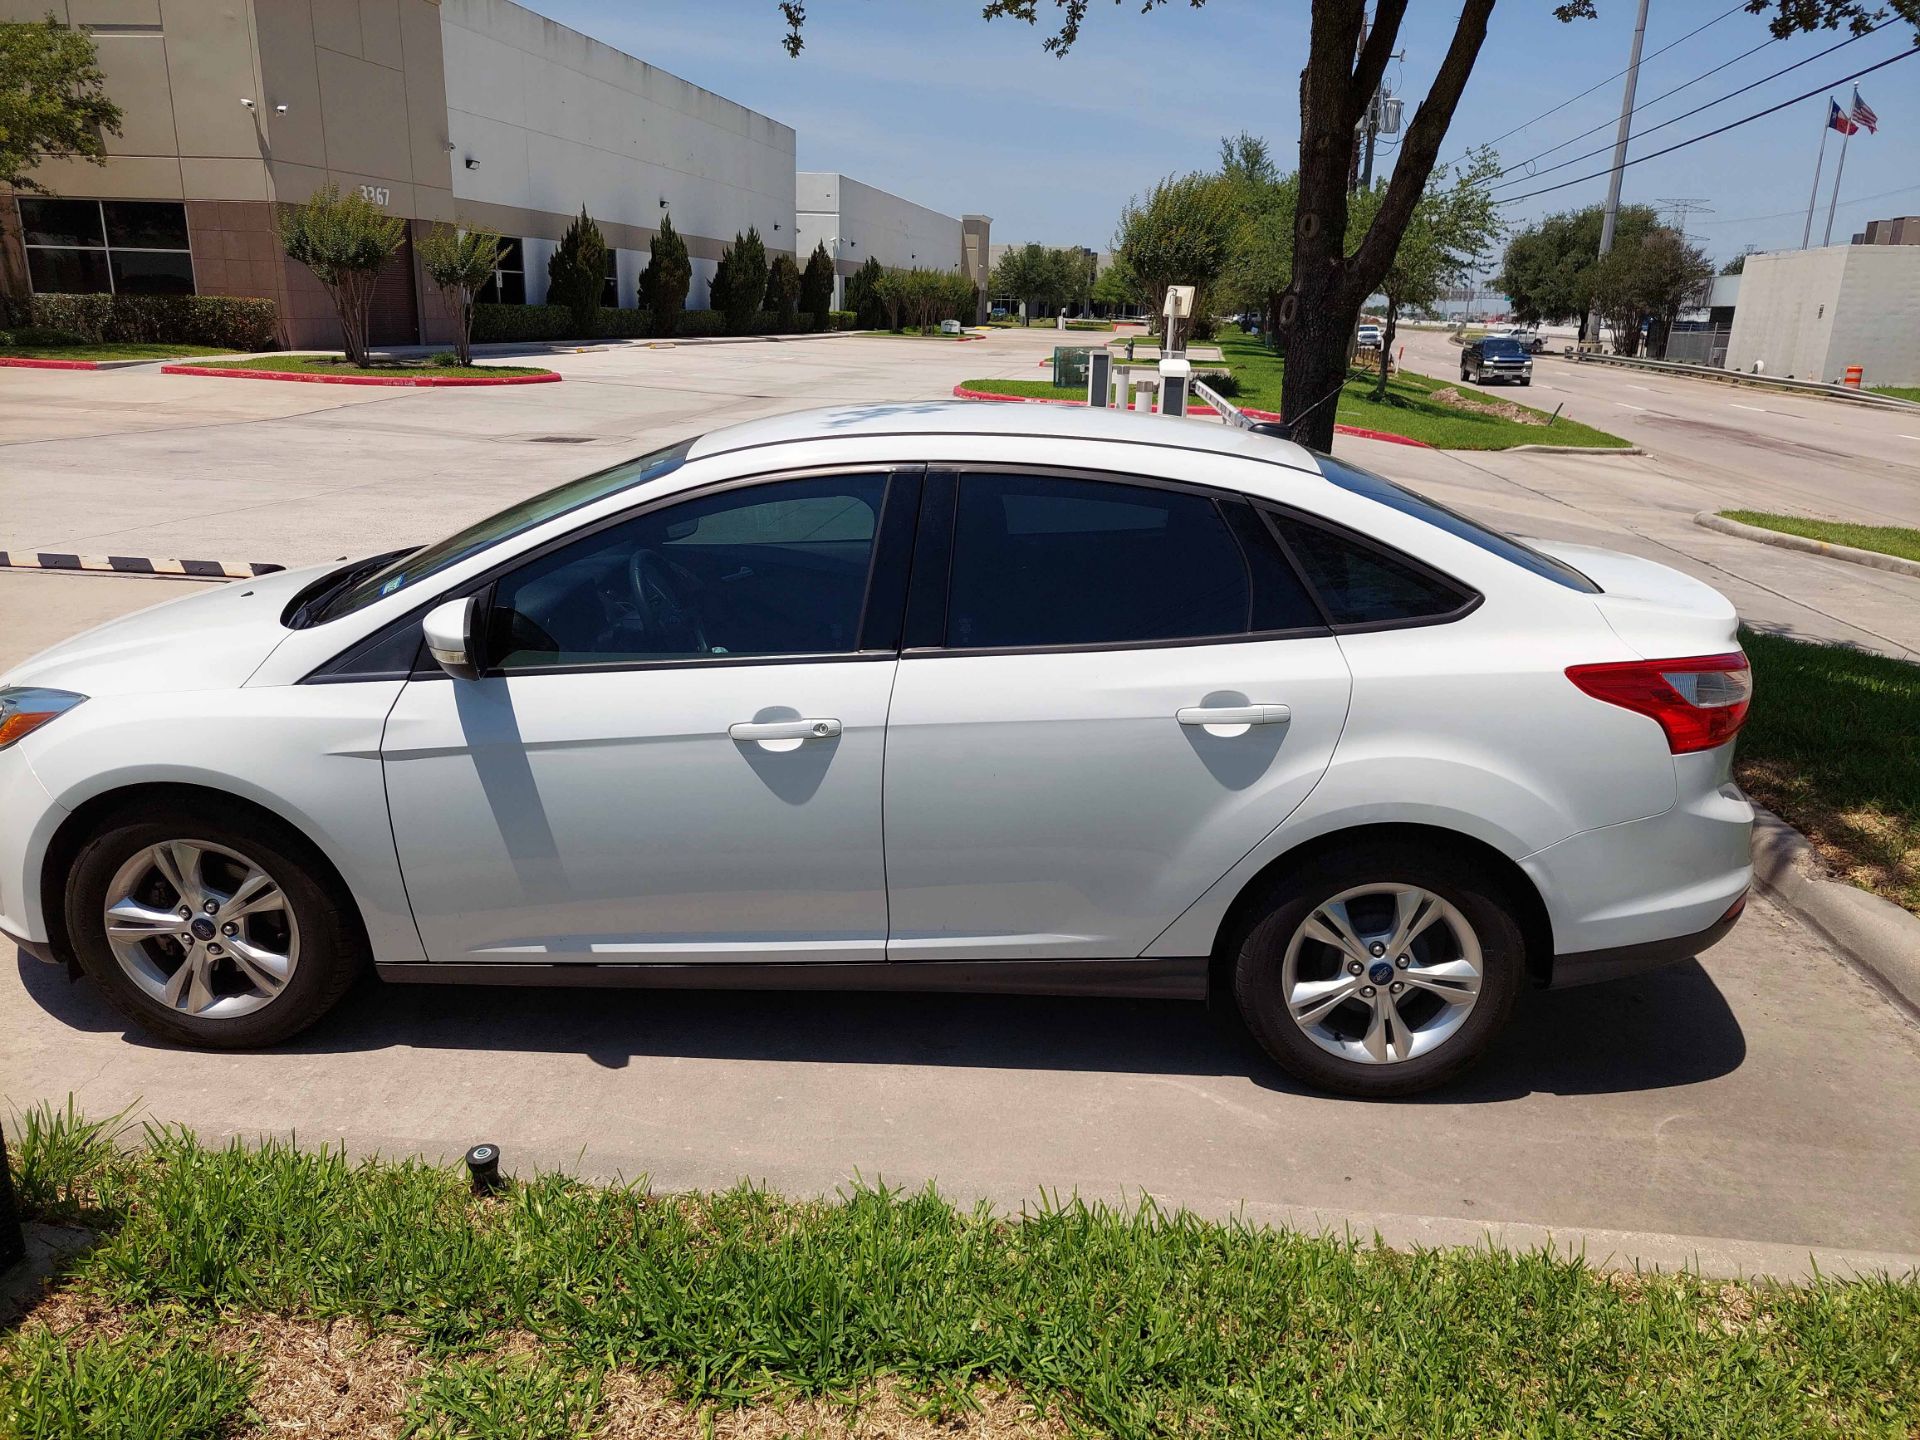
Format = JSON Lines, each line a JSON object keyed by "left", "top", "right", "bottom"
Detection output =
{"left": 531, "top": 1, "right": 1919, "bottom": 268}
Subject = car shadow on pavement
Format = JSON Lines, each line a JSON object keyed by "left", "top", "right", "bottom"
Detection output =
{"left": 15, "top": 949, "right": 1744, "bottom": 1101}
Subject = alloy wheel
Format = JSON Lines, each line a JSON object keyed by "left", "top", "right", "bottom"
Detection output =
{"left": 1280, "top": 883, "right": 1483, "bottom": 1065}
{"left": 101, "top": 838, "right": 300, "bottom": 1019}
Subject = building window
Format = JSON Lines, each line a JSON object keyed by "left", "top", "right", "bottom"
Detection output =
{"left": 476, "top": 237, "right": 525, "bottom": 305}
{"left": 19, "top": 198, "right": 194, "bottom": 295}
{"left": 603, "top": 249, "right": 619, "bottom": 307}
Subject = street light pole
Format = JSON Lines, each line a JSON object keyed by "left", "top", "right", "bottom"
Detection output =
{"left": 1584, "top": 0, "right": 1651, "bottom": 350}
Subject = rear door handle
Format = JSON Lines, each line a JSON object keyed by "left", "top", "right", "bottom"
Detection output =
{"left": 729, "top": 718, "right": 842, "bottom": 741}
{"left": 1176, "top": 704, "right": 1291, "bottom": 727}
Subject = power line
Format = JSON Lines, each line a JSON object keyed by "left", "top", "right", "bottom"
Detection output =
{"left": 1441, "top": 2, "right": 1748, "bottom": 168}
{"left": 1494, "top": 45, "right": 1920, "bottom": 207}
{"left": 1690, "top": 181, "right": 1920, "bottom": 227}
{"left": 1492, "top": 21, "right": 1891, "bottom": 192}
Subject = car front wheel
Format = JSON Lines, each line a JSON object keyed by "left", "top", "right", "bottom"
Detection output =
{"left": 66, "top": 799, "right": 365, "bottom": 1048}
{"left": 1229, "top": 843, "right": 1525, "bottom": 1096}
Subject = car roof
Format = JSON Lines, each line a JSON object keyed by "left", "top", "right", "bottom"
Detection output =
{"left": 686, "top": 400, "right": 1326, "bottom": 475}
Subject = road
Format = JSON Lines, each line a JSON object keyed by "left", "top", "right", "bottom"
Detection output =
{"left": 4, "top": 326, "right": 1918, "bottom": 1277}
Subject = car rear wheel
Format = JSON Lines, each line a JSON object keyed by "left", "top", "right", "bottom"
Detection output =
{"left": 66, "top": 799, "right": 365, "bottom": 1048}
{"left": 1229, "top": 843, "right": 1525, "bottom": 1096}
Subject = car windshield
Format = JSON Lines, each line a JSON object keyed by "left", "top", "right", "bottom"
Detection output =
{"left": 1481, "top": 338, "right": 1527, "bottom": 356}
{"left": 298, "top": 437, "right": 696, "bottom": 626}
{"left": 1314, "top": 453, "right": 1600, "bottom": 593}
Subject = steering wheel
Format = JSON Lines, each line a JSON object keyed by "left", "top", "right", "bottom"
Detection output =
{"left": 625, "top": 547, "right": 709, "bottom": 653}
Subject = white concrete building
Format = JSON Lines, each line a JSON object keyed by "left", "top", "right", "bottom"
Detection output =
{"left": 796, "top": 173, "right": 985, "bottom": 312}
{"left": 1725, "top": 244, "right": 1920, "bottom": 387}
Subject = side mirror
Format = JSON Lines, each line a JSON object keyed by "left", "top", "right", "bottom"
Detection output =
{"left": 422, "top": 597, "right": 481, "bottom": 681}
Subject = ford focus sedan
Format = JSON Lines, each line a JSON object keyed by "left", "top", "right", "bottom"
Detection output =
{"left": 0, "top": 403, "right": 1752, "bottom": 1096}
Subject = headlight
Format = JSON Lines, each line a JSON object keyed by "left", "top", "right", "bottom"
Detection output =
{"left": 0, "top": 688, "right": 86, "bottom": 749}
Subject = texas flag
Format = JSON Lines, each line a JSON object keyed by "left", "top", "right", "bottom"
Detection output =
{"left": 1828, "top": 97, "right": 1859, "bottom": 136}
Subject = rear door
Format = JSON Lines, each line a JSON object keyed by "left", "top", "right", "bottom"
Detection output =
{"left": 881, "top": 468, "right": 1353, "bottom": 962}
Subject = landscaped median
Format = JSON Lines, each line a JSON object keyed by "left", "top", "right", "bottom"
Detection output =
{"left": 159, "top": 354, "right": 561, "bottom": 387}
{"left": 6, "top": 1105, "right": 1919, "bottom": 1439}
{"left": 1703, "top": 511, "right": 1920, "bottom": 577}
{"left": 0, "top": 343, "right": 222, "bottom": 369}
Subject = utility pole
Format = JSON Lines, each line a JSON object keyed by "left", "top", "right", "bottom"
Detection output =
{"left": 1584, "top": 0, "right": 1651, "bottom": 350}
{"left": 1349, "top": 10, "right": 1370, "bottom": 193}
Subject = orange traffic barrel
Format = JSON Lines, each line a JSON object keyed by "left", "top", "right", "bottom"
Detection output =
{"left": 1843, "top": 365, "right": 1864, "bottom": 389}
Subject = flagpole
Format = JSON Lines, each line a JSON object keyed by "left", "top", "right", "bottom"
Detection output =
{"left": 1801, "top": 99, "right": 1831, "bottom": 249}
{"left": 1822, "top": 87, "right": 1857, "bottom": 246}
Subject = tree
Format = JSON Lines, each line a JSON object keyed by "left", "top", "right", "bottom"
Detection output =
{"left": 800, "top": 240, "right": 836, "bottom": 327}
{"left": 417, "top": 224, "right": 501, "bottom": 366}
{"left": 277, "top": 184, "right": 406, "bottom": 367}
{"left": 1113, "top": 173, "right": 1236, "bottom": 335}
{"left": 1091, "top": 255, "right": 1138, "bottom": 315}
{"left": 1720, "top": 250, "right": 1752, "bottom": 276}
{"left": 1352, "top": 147, "right": 1501, "bottom": 399}
{"left": 638, "top": 211, "right": 691, "bottom": 337}
{"left": 1630, "top": 227, "right": 1714, "bottom": 359}
{"left": 715, "top": 225, "right": 769, "bottom": 334}
{"left": 1497, "top": 203, "right": 1658, "bottom": 335}
{"left": 989, "top": 242, "right": 1079, "bottom": 324}
{"left": 780, "top": 0, "right": 1920, "bottom": 450}
{"left": 546, "top": 207, "right": 607, "bottom": 338}
{"left": 0, "top": 17, "right": 123, "bottom": 193}
{"left": 843, "top": 254, "right": 885, "bottom": 328}
{"left": 765, "top": 250, "right": 802, "bottom": 329}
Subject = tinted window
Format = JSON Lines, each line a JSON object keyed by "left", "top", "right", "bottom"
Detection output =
{"left": 109, "top": 250, "right": 194, "bottom": 294}
{"left": 103, "top": 200, "right": 190, "bottom": 249}
{"left": 307, "top": 439, "right": 695, "bottom": 624}
{"left": 25, "top": 246, "right": 110, "bottom": 294}
{"left": 945, "top": 474, "right": 1253, "bottom": 649}
{"left": 1479, "top": 338, "right": 1527, "bottom": 357}
{"left": 18, "top": 198, "right": 103, "bottom": 248}
{"left": 1314, "top": 454, "right": 1599, "bottom": 593}
{"left": 1271, "top": 516, "right": 1471, "bottom": 626}
{"left": 489, "top": 474, "right": 886, "bottom": 669}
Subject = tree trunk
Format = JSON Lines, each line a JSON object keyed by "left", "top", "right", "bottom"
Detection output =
{"left": 1372, "top": 298, "right": 1398, "bottom": 403}
{"left": 455, "top": 288, "right": 474, "bottom": 366}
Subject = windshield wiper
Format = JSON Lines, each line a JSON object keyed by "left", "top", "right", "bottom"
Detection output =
{"left": 286, "top": 548, "right": 418, "bottom": 629}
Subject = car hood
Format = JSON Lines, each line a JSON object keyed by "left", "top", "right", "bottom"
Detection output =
{"left": 1, "top": 563, "right": 333, "bottom": 697}
{"left": 1533, "top": 542, "right": 1739, "bottom": 658}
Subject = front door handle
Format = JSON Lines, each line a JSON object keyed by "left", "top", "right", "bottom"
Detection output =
{"left": 1176, "top": 704, "right": 1291, "bottom": 727}
{"left": 729, "top": 717, "right": 842, "bottom": 742}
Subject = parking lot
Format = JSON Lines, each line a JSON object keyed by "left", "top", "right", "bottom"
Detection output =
{"left": 5, "top": 325, "right": 1919, "bottom": 1277}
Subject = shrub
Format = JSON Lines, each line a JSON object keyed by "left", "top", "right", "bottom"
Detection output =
{"left": 277, "top": 183, "right": 405, "bottom": 364}
{"left": 801, "top": 241, "right": 835, "bottom": 330}
{"left": 843, "top": 255, "right": 885, "bottom": 329}
{"left": 546, "top": 207, "right": 607, "bottom": 340}
{"left": 714, "top": 226, "right": 768, "bottom": 335}
{"left": 417, "top": 224, "right": 501, "bottom": 365}
{"left": 0, "top": 324, "right": 88, "bottom": 347}
{"left": 828, "top": 309, "right": 857, "bottom": 331}
{"left": 677, "top": 308, "right": 724, "bottom": 337}
{"left": 470, "top": 303, "right": 652, "bottom": 344}
{"left": 24, "top": 293, "right": 279, "bottom": 350}
{"left": 638, "top": 211, "right": 691, "bottom": 337}
{"left": 765, "top": 251, "right": 801, "bottom": 331}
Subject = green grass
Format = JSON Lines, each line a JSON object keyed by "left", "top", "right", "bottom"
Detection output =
{"left": 1, "top": 1320, "right": 256, "bottom": 1440}
{"left": 0, "top": 341, "right": 216, "bottom": 361}
{"left": 6, "top": 1108, "right": 1920, "bottom": 1439}
{"left": 1869, "top": 385, "right": 1920, "bottom": 403}
{"left": 1738, "top": 627, "right": 1920, "bottom": 912}
{"left": 962, "top": 377, "right": 1083, "bottom": 400}
{"left": 1721, "top": 511, "right": 1920, "bottom": 565}
{"left": 177, "top": 353, "right": 556, "bottom": 378}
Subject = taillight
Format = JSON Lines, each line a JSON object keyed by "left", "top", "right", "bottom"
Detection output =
{"left": 1565, "top": 651, "right": 1752, "bottom": 754}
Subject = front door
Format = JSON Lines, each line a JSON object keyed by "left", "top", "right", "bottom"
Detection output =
{"left": 882, "top": 469, "right": 1353, "bottom": 962}
{"left": 382, "top": 470, "right": 912, "bottom": 965}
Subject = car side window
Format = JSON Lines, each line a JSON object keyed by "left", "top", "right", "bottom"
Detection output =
{"left": 943, "top": 473, "right": 1310, "bottom": 649}
{"left": 486, "top": 474, "right": 887, "bottom": 670}
{"left": 1268, "top": 514, "right": 1473, "bottom": 627}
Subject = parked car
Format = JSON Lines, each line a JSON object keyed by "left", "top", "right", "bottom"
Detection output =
{"left": 1461, "top": 335, "right": 1534, "bottom": 386}
{"left": 1355, "top": 323, "right": 1383, "bottom": 349}
{"left": 0, "top": 404, "right": 1752, "bottom": 1096}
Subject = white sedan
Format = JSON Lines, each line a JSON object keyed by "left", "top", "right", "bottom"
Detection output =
{"left": 0, "top": 404, "right": 1754, "bottom": 1095}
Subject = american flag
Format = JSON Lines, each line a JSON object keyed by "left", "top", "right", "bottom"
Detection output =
{"left": 1851, "top": 89, "right": 1878, "bottom": 134}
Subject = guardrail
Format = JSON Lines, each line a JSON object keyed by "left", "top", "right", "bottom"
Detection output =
{"left": 1567, "top": 350, "right": 1920, "bottom": 410}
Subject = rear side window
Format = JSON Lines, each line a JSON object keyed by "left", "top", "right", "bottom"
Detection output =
{"left": 1315, "top": 453, "right": 1599, "bottom": 593}
{"left": 944, "top": 474, "right": 1319, "bottom": 649}
{"left": 1270, "top": 515, "right": 1474, "bottom": 627}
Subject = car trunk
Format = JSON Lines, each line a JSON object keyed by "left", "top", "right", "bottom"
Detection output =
{"left": 1534, "top": 542, "right": 1741, "bottom": 659}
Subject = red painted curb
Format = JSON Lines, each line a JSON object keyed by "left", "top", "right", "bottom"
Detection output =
{"left": 0, "top": 356, "right": 105, "bottom": 370}
{"left": 950, "top": 384, "right": 1431, "bottom": 447}
{"left": 160, "top": 364, "right": 561, "bottom": 387}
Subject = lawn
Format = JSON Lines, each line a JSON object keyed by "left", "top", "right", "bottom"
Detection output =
{"left": 7, "top": 1105, "right": 1920, "bottom": 1440}
{"left": 1737, "top": 628, "right": 1919, "bottom": 913}
{"left": 0, "top": 342, "right": 216, "bottom": 361}
{"left": 1721, "top": 511, "right": 1920, "bottom": 566}
{"left": 172, "top": 353, "right": 557, "bottom": 378}
{"left": 1870, "top": 385, "right": 1920, "bottom": 404}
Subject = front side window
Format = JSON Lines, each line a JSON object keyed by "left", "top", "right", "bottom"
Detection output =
{"left": 488, "top": 473, "right": 887, "bottom": 669}
{"left": 19, "top": 198, "right": 193, "bottom": 295}
{"left": 944, "top": 473, "right": 1299, "bottom": 650}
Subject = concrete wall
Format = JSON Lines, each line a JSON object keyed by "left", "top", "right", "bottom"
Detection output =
{"left": 442, "top": 0, "right": 797, "bottom": 291}
{"left": 796, "top": 171, "right": 964, "bottom": 307}
{"left": 1726, "top": 245, "right": 1920, "bottom": 387}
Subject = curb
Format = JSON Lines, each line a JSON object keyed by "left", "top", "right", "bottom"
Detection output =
{"left": 1507, "top": 443, "right": 1646, "bottom": 456}
{"left": 0, "top": 550, "right": 282, "bottom": 581}
{"left": 1751, "top": 806, "right": 1920, "bottom": 1020}
{"left": 160, "top": 363, "right": 561, "bottom": 387}
{"left": 949, "top": 385, "right": 1433, "bottom": 448}
{"left": 0, "top": 356, "right": 136, "bottom": 371}
{"left": 1694, "top": 511, "right": 1920, "bottom": 580}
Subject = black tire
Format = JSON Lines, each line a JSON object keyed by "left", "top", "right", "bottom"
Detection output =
{"left": 1460, "top": 369, "right": 1472, "bottom": 384}
{"left": 65, "top": 798, "right": 366, "bottom": 1048}
{"left": 1518, "top": 378, "right": 1532, "bottom": 387}
{"left": 1229, "top": 841, "right": 1525, "bottom": 1097}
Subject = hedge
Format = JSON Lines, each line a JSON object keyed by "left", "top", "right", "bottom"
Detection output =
{"left": 22, "top": 294, "right": 279, "bottom": 351}
{"left": 469, "top": 304, "right": 838, "bottom": 344}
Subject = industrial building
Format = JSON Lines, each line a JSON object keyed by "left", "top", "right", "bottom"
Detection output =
{"left": 796, "top": 173, "right": 989, "bottom": 319}
{"left": 1723, "top": 242, "right": 1920, "bottom": 388}
{"left": 2, "top": 0, "right": 801, "bottom": 346}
